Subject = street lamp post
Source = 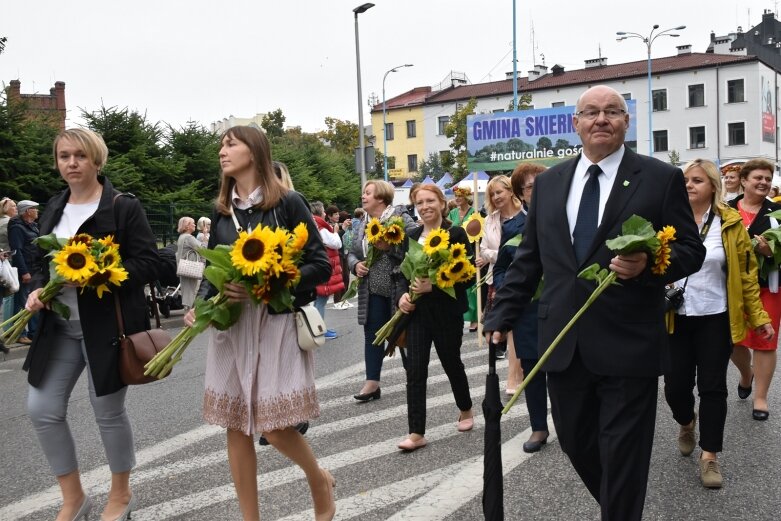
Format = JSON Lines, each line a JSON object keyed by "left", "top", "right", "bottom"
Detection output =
{"left": 353, "top": 3, "right": 375, "bottom": 188}
{"left": 382, "top": 63, "right": 413, "bottom": 181}
{"left": 617, "top": 24, "right": 686, "bottom": 156}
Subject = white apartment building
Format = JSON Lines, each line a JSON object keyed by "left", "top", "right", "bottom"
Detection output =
{"left": 421, "top": 50, "right": 777, "bottom": 168}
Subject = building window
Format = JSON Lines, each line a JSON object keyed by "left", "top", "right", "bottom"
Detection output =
{"left": 727, "top": 79, "right": 745, "bottom": 103}
{"left": 407, "top": 154, "right": 418, "bottom": 173}
{"left": 688, "top": 84, "right": 705, "bottom": 107}
{"left": 438, "top": 116, "right": 450, "bottom": 135}
{"left": 385, "top": 122, "right": 394, "bottom": 141}
{"left": 652, "top": 89, "right": 667, "bottom": 111}
{"left": 492, "top": 108, "right": 505, "bottom": 113}
{"left": 406, "top": 120, "right": 416, "bottom": 138}
{"left": 622, "top": 93, "right": 632, "bottom": 100}
{"left": 728, "top": 122, "right": 746, "bottom": 146}
{"left": 653, "top": 130, "right": 669, "bottom": 152}
{"left": 689, "top": 126, "right": 706, "bottom": 149}
{"left": 551, "top": 101, "right": 565, "bottom": 108}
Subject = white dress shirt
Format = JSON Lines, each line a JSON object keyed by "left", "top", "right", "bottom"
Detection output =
{"left": 566, "top": 146, "right": 625, "bottom": 241}
{"left": 676, "top": 209, "right": 727, "bottom": 316}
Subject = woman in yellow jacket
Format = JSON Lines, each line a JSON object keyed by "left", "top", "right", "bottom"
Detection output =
{"left": 663, "top": 159, "right": 773, "bottom": 490}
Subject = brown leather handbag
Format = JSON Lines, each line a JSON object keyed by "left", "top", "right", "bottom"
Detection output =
{"left": 115, "top": 286, "right": 172, "bottom": 385}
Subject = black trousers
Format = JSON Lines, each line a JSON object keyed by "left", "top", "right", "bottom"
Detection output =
{"left": 520, "top": 358, "right": 549, "bottom": 432}
{"left": 405, "top": 303, "right": 473, "bottom": 435}
{"left": 547, "top": 349, "right": 658, "bottom": 521}
{"left": 663, "top": 312, "right": 732, "bottom": 453}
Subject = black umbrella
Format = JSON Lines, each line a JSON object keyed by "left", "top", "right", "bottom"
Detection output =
{"left": 482, "top": 339, "right": 505, "bottom": 520}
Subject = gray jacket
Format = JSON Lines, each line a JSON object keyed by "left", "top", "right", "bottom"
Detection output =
{"left": 347, "top": 206, "right": 416, "bottom": 325}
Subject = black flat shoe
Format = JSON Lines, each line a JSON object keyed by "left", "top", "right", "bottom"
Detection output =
{"left": 469, "top": 326, "right": 478, "bottom": 332}
{"left": 522, "top": 433, "right": 549, "bottom": 453}
{"left": 353, "top": 388, "right": 381, "bottom": 402}
{"left": 259, "top": 421, "right": 309, "bottom": 446}
{"left": 737, "top": 375, "right": 754, "bottom": 399}
{"left": 752, "top": 409, "right": 770, "bottom": 421}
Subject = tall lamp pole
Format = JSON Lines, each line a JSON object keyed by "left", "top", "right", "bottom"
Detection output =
{"left": 617, "top": 24, "right": 686, "bottom": 156}
{"left": 353, "top": 3, "right": 375, "bottom": 188}
{"left": 383, "top": 63, "right": 413, "bottom": 181}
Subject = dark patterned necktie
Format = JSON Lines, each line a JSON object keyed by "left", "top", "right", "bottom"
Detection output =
{"left": 573, "top": 164, "right": 602, "bottom": 264}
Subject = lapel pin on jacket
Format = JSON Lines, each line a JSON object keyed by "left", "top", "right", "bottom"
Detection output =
{"left": 623, "top": 180, "right": 630, "bottom": 187}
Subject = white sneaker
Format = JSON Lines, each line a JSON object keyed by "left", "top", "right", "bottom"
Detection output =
{"left": 333, "top": 301, "right": 348, "bottom": 310}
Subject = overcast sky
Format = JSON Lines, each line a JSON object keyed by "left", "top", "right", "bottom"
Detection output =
{"left": 1, "top": 0, "right": 775, "bottom": 133}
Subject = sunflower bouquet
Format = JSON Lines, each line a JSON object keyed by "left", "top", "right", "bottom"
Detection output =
{"left": 0, "top": 233, "right": 128, "bottom": 344}
{"left": 373, "top": 227, "right": 476, "bottom": 352}
{"left": 502, "top": 214, "right": 676, "bottom": 414}
{"left": 338, "top": 215, "right": 406, "bottom": 302}
{"left": 752, "top": 209, "right": 781, "bottom": 280}
{"left": 144, "top": 222, "right": 309, "bottom": 379}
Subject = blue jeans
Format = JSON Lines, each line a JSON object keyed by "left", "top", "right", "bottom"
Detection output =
{"left": 314, "top": 295, "right": 328, "bottom": 320}
{"left": 13, "top": 280, "right": 38, "bottom": 338}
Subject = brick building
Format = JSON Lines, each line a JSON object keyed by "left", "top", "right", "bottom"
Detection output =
{"left": 5, "top": 80, "right": 66, "bottom": 130}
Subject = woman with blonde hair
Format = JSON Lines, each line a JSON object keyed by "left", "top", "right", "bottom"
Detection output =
{"left": 176, "top": 216, "right": 202, "bottom": 309}
{"left": 348, "top": 179, "right": 415, "bottom": 401}
{"left": 477, "top": 175, "right": 522, "bottom": 358}
{"left": 185, "top": 126, "right": 335, "bottom": 520}
{"left": 196, "top": 216, "right": 211, "bottom": 248}
{"left": 24, "top": 128, "right": 159, "bottom": 520}
{"left": 664, "top": 159, "right": 772, "bottom": 488}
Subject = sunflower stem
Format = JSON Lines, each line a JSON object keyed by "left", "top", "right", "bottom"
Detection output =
{"left": 501, "top": 271, "right": 616, "bottom": 414}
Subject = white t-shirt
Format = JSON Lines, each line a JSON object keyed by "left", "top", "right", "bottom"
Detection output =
{"left": 52, "top": 201, "right": 100, "bottom": 321}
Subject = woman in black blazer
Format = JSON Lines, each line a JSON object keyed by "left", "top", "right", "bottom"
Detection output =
{"left": 396, "top": 184, "right": 474, "bottom": 451}
{"left": 24, "top": 129, "right": 159, "bottom": 521}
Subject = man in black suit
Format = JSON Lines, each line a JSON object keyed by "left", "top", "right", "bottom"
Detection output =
{"left": 484, "top": 85, "right": 705, "bottom": 520}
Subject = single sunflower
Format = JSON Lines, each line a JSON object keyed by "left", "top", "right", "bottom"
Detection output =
{"left": 423, "top": 228, "right": 450, "bottom": 256}
{"left": 231, "top": 226, "right": 280, "bottom": 276}
{"left": 449, "top": 243, "right": 467, "bottom": 261}
{"left": 435, "top": 264, "right": 456, "bottom": 288}
{"left": 86, "top": 266, "right": 129, "bottom": 298}
{"left": 54, "top": 243, "right": 98, "bottom": 283}
{"left": 366, "top": 218, "right": 383, "bottom": 243}
{"left": 383, "top": 223, "right": 404, "bottom": 245}
{"left": 290, "top": 223, "right": 309, "bottom": 251}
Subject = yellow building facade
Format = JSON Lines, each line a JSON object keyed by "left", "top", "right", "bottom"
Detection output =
{"left": 370, "top": 87, "right": 431, "bottom": 180}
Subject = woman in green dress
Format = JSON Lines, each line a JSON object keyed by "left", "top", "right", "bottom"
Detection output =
{"left": 448, "top": 186, "right": 477, "bottom": 331}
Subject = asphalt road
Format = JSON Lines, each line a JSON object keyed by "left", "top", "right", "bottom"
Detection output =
{"left": 1, "top": 301, "right": 780, "bottom": 520}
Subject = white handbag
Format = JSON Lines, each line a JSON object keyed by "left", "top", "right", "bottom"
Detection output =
{"left": 295, "top": 304, "right": 326, "bottom": 351}
{"left": 0, "top": 259, "right": 19, "bottom": 296}
{"left": 176, "top": 251, "right": 204, "bottom": 279}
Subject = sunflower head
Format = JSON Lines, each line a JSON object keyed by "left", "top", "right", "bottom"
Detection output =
{"left": 652, "top": 226, "right": 677, "bottom": 275}
{"left": 449, "top": 243, "right": 467, "bottom": 261}
{"left": 290, "top": 223, "right": 308, "bottom": 251}
{"left": 383, "top": 223, "right": 404, "bottom": 245}
{"left": 463, "top": 213, "right": 485, "bottom": 243}
{"left": 67, "top": 233, "right": 94, "bottom": 248}
{"left": 423, "top": 228, "right": 450, "bottom": 257}
{"left": 54, "top": 243, "right": 98, "bottom": 283}
{"left": 435, "top": 264, "right": 456, "bottom": 288}
{"left": 231, "top": 226, "right": 280, "bottom": 276}
{"left": 98, "top": 246, "right": 121, "bottom": 268}
{"left": 97, "top": 235, "right": 117, "bottom": 248}
{"left": 86, "top": 265, "right": 128, "bottom": 298}
{"left": 366, "top": 218, "right": 383, "bottom": 244}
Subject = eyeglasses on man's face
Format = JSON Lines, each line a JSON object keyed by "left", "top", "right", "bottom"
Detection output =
{"left": 575, "top": 108, "right": 626, "bottom": 120}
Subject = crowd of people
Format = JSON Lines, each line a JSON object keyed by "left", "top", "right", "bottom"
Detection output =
{"left": 1, "top": 83, "right": 779, "bottom": 520}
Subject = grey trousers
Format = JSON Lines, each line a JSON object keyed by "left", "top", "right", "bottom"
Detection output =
{"left": 27, "top": 321, "right": 135, "bottom": 476}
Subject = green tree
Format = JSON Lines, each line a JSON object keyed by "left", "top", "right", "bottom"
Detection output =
{"left": 318, "top": 117, "right": 360, "bottom": 156}
{"left": 536, "top": 136, "right": 553, "bottom": 150}
{"left": 444, "top": 98, "right": 477, "bottom": 182}
{"left": 668, "top": 149, "right": 680, "bottom": 166}
{"left": 506, "top": 93, "right": 533, "bottom": 111}
{"left": 0, "top": 91, "right": 59, "bottom": 202}
{"left": 419, "top": 152, "right": 447, "bottom": 181}
{"left": 261, "top": 108, "right": 286, "bottom": 138}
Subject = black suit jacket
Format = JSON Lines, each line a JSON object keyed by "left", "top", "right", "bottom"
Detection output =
{"left": 484, "top": 148, "right": 705, "bottom": 377}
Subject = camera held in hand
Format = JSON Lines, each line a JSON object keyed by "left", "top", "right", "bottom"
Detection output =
{"left": 664, "top": 286, "right": 685, "bottom": 312}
